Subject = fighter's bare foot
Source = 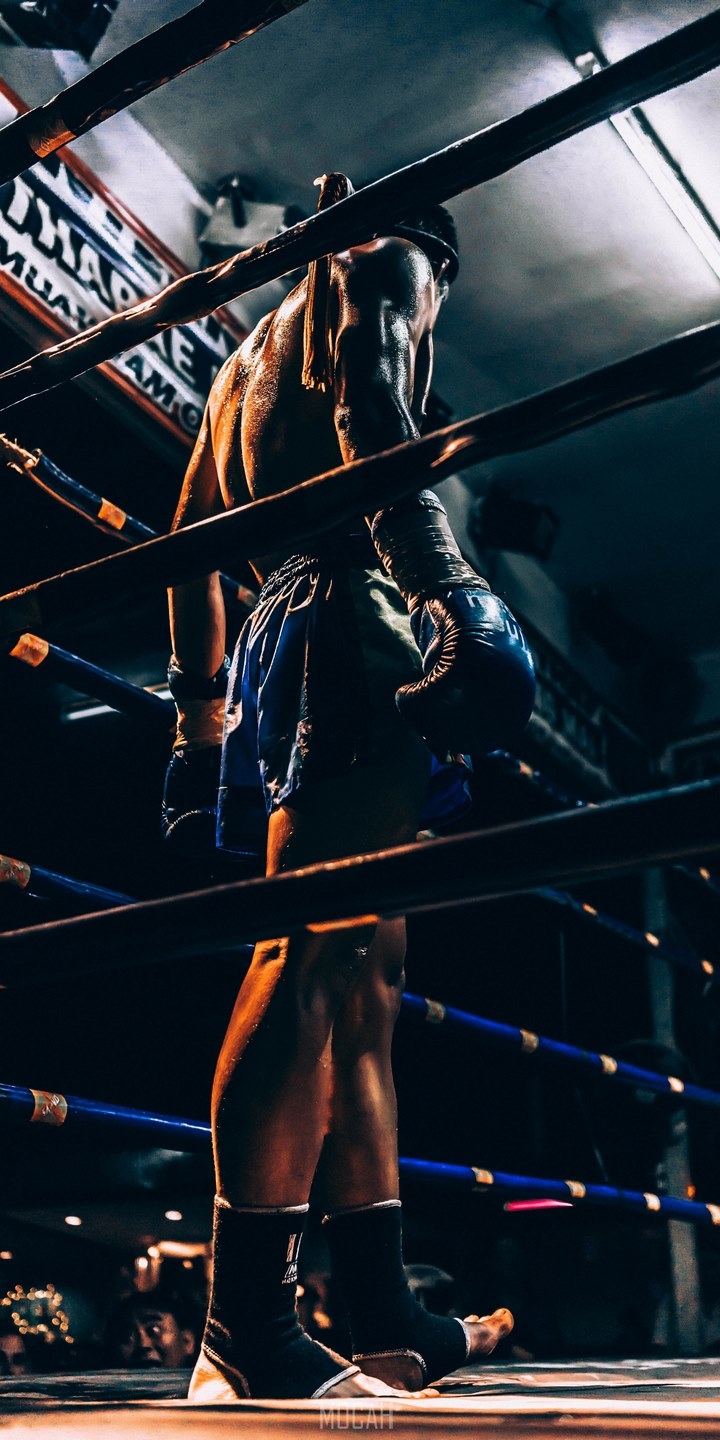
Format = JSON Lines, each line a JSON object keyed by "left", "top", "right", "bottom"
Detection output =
{"left": 460, "top": 1307, "right": 514, "bottom": 1362}
{"left": 355, "top": 1308, "right": 514, "bottom": 1392}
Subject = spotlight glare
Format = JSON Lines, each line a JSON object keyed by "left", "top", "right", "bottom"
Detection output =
{"left": 570, "top": 49, "right": 720, "bottom": 284}
{"left": 64, "top": 1216, "right": 82, "bottom": 1227}
{"left": 164, "top": 1210, "right": 183, "bottom": 1222}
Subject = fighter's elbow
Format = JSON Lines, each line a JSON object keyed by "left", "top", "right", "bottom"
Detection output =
{"left": 334, "top": 379, "right": 415, "bottom": 450}
{"left": 333, "top": 402, "right": 353, "bottom": 437}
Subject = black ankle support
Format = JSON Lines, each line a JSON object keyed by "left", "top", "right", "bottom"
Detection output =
{"left": 324, "top": 1202, "right": 468, "bottom": 1382}
{"left": 203, "top": 1199, "right": 355, "bottom": 1399}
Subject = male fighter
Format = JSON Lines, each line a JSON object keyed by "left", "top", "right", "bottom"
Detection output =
{"left": 166, "top": 178, "right": 534, "bottom": 1401}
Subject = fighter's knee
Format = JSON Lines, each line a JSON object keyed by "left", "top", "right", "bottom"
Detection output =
{"left": 294, "top": 929, "right": 376, "bottom": 1021}
{"left": 362, "top": 918, "right": 407, "bottom": 1005}
{"left": 363, "top": 960, "right": 406, "bottom": 1017}
{"left": 333, "top": 961, "right": 405, "bottom": 1062}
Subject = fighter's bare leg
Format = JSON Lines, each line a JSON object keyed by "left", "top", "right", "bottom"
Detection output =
{"left": 322, "top": 915, "right": 406, "bottom": 1208}
{"left": 192, "top": 750, "right": 442, "bottom": 1400}
{"left": 322, "top": 900, "right": 513, "bottom": 1387}
{"left": 212, "top": 746, "right": 429, "bottom": 1206}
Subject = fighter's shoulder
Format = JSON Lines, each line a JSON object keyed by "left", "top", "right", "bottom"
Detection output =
{"left": 207, "top": 311, "right": 276, "bottom": 407}
{"left": 334, "top": 236, "right": 434, "bottom": 307}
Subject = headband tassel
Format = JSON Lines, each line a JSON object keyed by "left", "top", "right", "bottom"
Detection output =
{"left": 302, "top": 172, "right": 354, "bottom": 393}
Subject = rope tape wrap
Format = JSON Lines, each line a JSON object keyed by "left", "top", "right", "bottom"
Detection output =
{"left": 401, "top": 993, "right": 720, "bottom": 1110}
{"left": 537, "top": 887, "right": 712, "bottom": 977}
{"left": 492, "top": 750, "right": 720, "bottom": 901}
{"left": 0, "top": 854, "right": 133, "bottom": 908}
{"left": 1, "top": 11, "right": 720, "bottom": 409}
{"left": 490, "top": 750, "right": 719, "bottom": 971}
{"left": 398, "top": 1158, "right": 720, "bottom": 1226}
{"left": 6, "top": 633, "right": 174, "bottom": 729}
{"left": 0, "top": 1080, "right": 717, "bottom": 1226}
{"left": 0, "top": 436, "right": 255, "bottom": 610}
{"left": 0, "top": 776, "right": 719, "bottom": 982}
{"left": 492, "top": 754, "right": 720, "bottom": 898}
{"left": 0, "top": 855, "right": 30, "bottom": 889}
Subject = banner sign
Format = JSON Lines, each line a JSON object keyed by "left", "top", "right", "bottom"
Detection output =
{"left": 0, "top": 84, "right": 244, "bottom": 445}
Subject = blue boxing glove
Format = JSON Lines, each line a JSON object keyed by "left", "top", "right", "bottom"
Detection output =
{"left": 370, "top": 491, "right": 535, "bottom": 758}
{"left": 161, "top": 654, "right": 229, "bottom": 856}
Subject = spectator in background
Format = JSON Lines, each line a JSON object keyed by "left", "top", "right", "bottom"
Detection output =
{"left": 105, "top": 1291, "right": 199, "bottom": 1370}
{"left": 0, "top": 1320, "right": 30, "bottom": 1376}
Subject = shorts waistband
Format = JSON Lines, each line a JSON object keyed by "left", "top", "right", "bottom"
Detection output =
{"left": 258, "top": 536, "right": 380, "bottom": 605}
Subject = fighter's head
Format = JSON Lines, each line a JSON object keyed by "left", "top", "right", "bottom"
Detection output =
{"left": 311, "top": 174, "right": 459, "bottom": 287}
{"left": 388, "top": 204, "right": 460, "bottom": 293}
{"left": 303, "top": 175, "right": 459, "bottom": 390}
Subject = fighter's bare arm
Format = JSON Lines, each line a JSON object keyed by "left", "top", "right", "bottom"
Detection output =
{"left": 167, "top": 374, "right": 230, "bottom": 678}
{"left": 332, "top": 238, "right": 437, "bottom": 463}
{"left": 168, "top": 321, "right": 273, "bottom": 675}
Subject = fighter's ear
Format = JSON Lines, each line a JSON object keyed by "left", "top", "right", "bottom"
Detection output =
{"left": 435, "top": 257, "right": 451, "bottom": 300}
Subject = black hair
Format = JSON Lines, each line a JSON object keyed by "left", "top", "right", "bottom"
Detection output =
{"left": 105, "top": 1288, "right": 200, "bottom": 1345}
{"left": 390, "top": 203, "right": 459, "bottom": 283}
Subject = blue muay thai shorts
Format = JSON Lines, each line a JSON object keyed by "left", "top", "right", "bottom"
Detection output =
{"left": 216, "top": 536, "right": 472, "bottom": 859}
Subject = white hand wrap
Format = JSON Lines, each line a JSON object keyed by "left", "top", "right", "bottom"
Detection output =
{"left": 173, "top": 696, "right": 226, "bottom": 752}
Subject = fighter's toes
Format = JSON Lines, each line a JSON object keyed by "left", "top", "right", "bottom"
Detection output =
{"left": 462, "top": 1307, "right": 514, "bottom": 1360}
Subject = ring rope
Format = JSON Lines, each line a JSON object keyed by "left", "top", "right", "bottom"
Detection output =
{"left": 398, "top": 1158, "right": 720, "bottom": 1228}
{"left": 490, "top": 749, "right": 606, "bottom": 809}
{"left": 0, "top": 11, "right": 719, "bottom": 411}
{"left": 537, "top": 887, "right": 712, "bottom": 978}
{"left": 5, "top": 315, "right": 720, "bottom": 641}
{"left": 491, "top": 747, "right": 720, "bottom": 937}
{"left": 0, "top": 434, "right": 256, "bottom": 611}
{"left": 0, "top": 1078, "right": 716, "bottom": 1227}
{"left": 0, "top": 777, "right": 718, "bottom": 984}
{"left": 6, "top": 632, "right": 174, "bottom": 730}
{"left": 5, "top": 579, "right": 708, "bottom": 973}
{"left": 680, "top": 862, "right": 720, "bottom": 899}
{"left": 0, "top": 0, "right": 308, "bottom": 185}
{"left": 0, "top": 433, "right": 155, "bottom": 543}
{"left": 0, "top": 853, "right": 133, "bottom": 908}
{"left": 400, "top": 992, "right": 720, "bottom": 1109}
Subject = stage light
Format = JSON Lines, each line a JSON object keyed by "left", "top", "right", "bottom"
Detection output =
{"left": 63, "top": 1216, "right": 82, "bottom": 1227}
{"left": 546, "top": 4, "right": 720, "bottom": 286}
